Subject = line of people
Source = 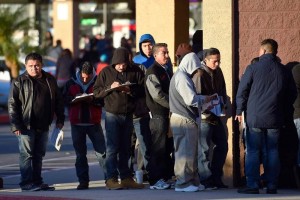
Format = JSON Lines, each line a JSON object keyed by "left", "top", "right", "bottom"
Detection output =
{"left": 10, "top": 35, "right": 297, "bottom": 194}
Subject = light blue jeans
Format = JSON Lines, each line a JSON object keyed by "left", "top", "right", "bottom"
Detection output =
{"left": 17, "top": 129, "right": 49, "bottom": 187}
{"left": 245, "top": 128, "right": 280, "bottom": 190}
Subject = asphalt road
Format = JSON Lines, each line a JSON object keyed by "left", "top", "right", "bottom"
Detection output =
{"left": 0, "top": 118, "right": 105, "bottom": 188}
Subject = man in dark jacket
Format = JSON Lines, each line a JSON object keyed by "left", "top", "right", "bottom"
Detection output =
{"left": 93, "top": 47, "right": 144, "bottom": 190}
{"left": 145, "top": 43, "right": 173, "bottom": 190}
{"left": 63, "top": 62, "right": 106, "bottom": 190}
{"left": 195, "top": 48, "right": 228, "bottom": 190}
{"left": 8, "top": 52, "right": 65, "bottom": 191}
{"left": 236, "top": 39, "right": 297, "bottom": 194}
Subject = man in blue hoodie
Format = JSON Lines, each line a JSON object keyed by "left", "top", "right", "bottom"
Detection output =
{"left": 133, "top": 34, "right": 156, "bottom": 68}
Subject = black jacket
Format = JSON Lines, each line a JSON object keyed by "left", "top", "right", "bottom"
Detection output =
{"left": 93, "top": 64, "right": 144, "bottom": 114}
{"left": 145, "top": 61, "right": 171, "bottom": 116}
{"left": 236, "top": 54, "right": 297, "bottom": 128}
{"left": 8, "top": 70, "right": 65, "bottom": 132}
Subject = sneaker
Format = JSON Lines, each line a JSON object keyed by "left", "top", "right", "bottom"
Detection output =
{"left": 106, "top": 178, "right": 123, "bottom": 190}
{"left": 198, "top": 183, "right": 205, "bottom": 191}
{"left": 77, "top": 182, "right": 89, "bottom": 190}
{"left": 150, "top": 179, "right": 170, "bottom": 190}
{"left": 237, "top": 187, "right": 259, "bottom": 194}
{"left": 175, "top": 185, "right": 199, "bottom": 192}
{"left": 21, "top": 183, "right": 41, "bottom": 192}
{"left": 121, "top": 177, "right": 144, "bottom": 189}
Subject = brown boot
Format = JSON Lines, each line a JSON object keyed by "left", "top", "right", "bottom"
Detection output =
{"left": 121, "top": 177, "right": 144, "bottom": 189}
{"left": 106, "top": 178, "right": 123, "bottom": 190}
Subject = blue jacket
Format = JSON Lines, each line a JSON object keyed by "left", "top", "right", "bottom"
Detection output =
{"left": 236, "top": 54, "right": 297, "bottom": 129}
{"left": 133, "top": 34, "right": 156, "bottom": 68}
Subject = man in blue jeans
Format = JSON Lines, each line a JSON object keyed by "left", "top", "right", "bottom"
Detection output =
{"left": 8, "top": 52, "right": 65, "bottom": 191}
{"left": 93, "top": 47, "right": 145, "bottom": 190}
{"left": 236, "top": 39, "right": 297, "bottom": 194}
{"left": 63, "top": 62, "right": 106, "bottom": 190}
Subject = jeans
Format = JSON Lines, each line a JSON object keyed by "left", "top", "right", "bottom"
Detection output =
{"left": 17, "top": 129, "right": 49, "bottom": 186}
{"left": 147, "top": 115, "right": 170, "bottom": 185}
{"left": 198, "top": 118, "right": 228, "bottom": 182}
{"left": 171, "top": 114, "right": 199, "bottom": 188}
{"left": 245, "top": 128, "right": 280, "bottom": 190}
{"left": 71, "top": 124, "right": 107, "bottom": 184}
{"left": 105, "top": 112, "right": 133, "bottom": 180}
{"left": 133, "top": 115, "right": 151, "bottom": 170}
{"left": 295, "top": 118, "right": 300, "bottom": 166}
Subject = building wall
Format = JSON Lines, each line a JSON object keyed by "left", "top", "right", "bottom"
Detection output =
{"left": 238, "top": 0, "right": 300, "bottom": 78}
{"left": 202, "top": 0, "right": 234, "bottom": 186}
{"left": 136, "top": 0, "right": 189, "bottom": 64}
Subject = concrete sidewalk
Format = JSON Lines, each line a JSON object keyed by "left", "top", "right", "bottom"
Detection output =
{"left": 1, "top": 166, "right": 300, "bottom": 200}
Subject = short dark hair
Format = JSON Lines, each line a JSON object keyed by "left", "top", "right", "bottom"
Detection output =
{"left": 25, "top": 52, "right": 43, "bottom": 64}
{"left": 204, "top": 48, "right": 220, "bottom": 58}
{"left": 260, "top": 39, "right": 278, "bottom": 54}
{"left": 152, "top": 43, "right": 168, "bottom": 55}
{"left": 81, "top": 62, "right": 93, "bottom": 75}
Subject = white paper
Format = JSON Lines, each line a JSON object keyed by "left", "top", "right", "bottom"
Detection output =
{"left": 49, "top": 128, "right": 64, "bottom": 151}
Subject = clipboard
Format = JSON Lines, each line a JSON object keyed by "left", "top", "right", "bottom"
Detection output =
{"left": 105, "top": 82, "right": 136, "bottom": 92}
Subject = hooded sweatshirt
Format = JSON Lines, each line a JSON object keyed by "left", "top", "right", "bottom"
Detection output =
{"left": 169, "top": 53, "right": 205, "bottom": 122}
{"left": 64, "top": 67, "right": 101, "bottom": 125}
{"left": 93, "top": 47, "right": 144, "bottom": 114}
{"left": 133, "top": 34, "right": 156, "bottom": 68}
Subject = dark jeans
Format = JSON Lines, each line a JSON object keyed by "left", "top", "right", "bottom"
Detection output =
{"left": 245, "top": 128, "right": 280, "bottom": 190}
{"left": 105, "top": 112, "right": 133, "bottom": 180}
{"left": 198, "top": 118, "right": 228, "bottom": 182}
{"left": 147, "top": 115, "right": 171, "bottom": 185}
{"left": 17, "top": 129, "right": 49, "bottom": 186}
{"left": 71, "top": 124, "right": 106, "bottom": 184}
{"left": 133, "top": 115, "right": 152, "bottom": 169}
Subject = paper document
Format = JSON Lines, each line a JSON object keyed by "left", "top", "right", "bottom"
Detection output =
{"left": 71, "top": 93, "right": 93, "bottom": 103}
{"left": 49, "top": 128, "right": 64, "bottom": 151}
{"left": 105, "top": 82, "right": 136, "bottom": 92}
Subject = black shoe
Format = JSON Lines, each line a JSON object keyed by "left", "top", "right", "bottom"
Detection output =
{"left": 38, "top": 183, "right": 55, "bottom": 191}
{"left": 77, "top": 183, "right": 89, "bottom": 190}
{"left": 201, "top": 178, "right": 217, "bottom": 190}
{"left": 237, "top": 187, "right": 259, "bottom": 194}
{"left": 214, "top": 181, "right": 228, "bottom": 189}
{"left": 266, "top": 188, "right": 277, "bottom": 194}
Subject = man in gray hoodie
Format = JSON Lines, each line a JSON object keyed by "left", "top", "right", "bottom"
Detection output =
{"left": 169, "top": 52, "right": 214, "bottom": 192}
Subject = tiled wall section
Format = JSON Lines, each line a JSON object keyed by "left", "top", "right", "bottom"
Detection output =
{"left": 238, "top": 0, "right": 300, "bottom": 78}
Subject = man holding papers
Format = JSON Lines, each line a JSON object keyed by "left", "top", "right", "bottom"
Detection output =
{"left": 93, "top": 47, "right": 145, "bottom": 190}
{"left": 63, "top": 62, "right": 106, "bottom": 190}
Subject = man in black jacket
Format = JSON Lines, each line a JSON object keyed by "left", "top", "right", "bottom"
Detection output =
{"left": 8, "top": 52, "right": 65, "bottom": 192}
{"left": 145, "top": 43, "right": 173, "bottom": 190}
{"left": 93, "top": 47, "right": 144, "bottom": 190}
{"left": 236, "top": 39, "right": 297, "bottom": 194}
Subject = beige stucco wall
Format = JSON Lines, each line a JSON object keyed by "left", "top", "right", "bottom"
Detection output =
{"left": 135, "top": 0, "right": 189, "bottom": 64}
{"left": 203, "top": 0, "right": 234, "bottom": 186}
{"left": 52, "top": 0, "right": 79, "bottom": 57}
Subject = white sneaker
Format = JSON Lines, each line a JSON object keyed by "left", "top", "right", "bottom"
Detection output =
{"left": 150, "top": 179, "right": 170, "bottom": 190}
{"left": 198, "top": 183, "right": 205, "bottom": 191}
{"left": 175, "top": 185, "right": 199, "bottom": 192}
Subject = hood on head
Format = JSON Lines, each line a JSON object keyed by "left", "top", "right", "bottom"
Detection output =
{"left": 178, "top": 52, "right": 201, "bottom": 75}
{"left": 111, "top": 47, "right": 130, "bottom": 66}
{"left": 138, "top": 34, "right": 155, "bottom": 56}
